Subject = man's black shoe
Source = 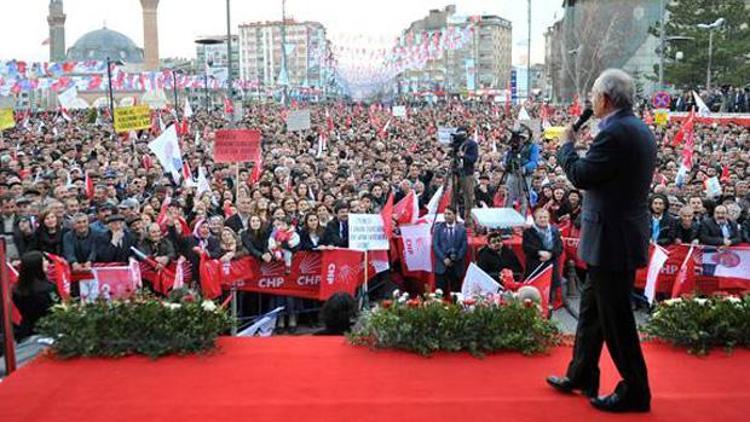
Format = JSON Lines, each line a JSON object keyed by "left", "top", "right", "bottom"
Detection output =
{"left": 546, "top": 376, "right": 598, "bottom": 398}
{"left": 590, "top": 393, "right": 650, "bottom": 413}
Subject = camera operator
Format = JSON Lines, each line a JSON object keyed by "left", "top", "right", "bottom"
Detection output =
{"left": 451, "top": 127, "right": 478, "bottom": 221}
{"left": 502, "top": 125, "right": 539, "bottom": 215}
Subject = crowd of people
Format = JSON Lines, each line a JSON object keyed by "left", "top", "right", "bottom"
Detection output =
{"left": 3, "top": 93, "right": 749, "bottom": 336}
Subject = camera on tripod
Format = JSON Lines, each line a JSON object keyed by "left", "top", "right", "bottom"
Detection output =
{"left": 448, "top": 127, "right": 469, "bottom": 175}
{"left": 505, "top": 124, "right": 532, "bottom": 173}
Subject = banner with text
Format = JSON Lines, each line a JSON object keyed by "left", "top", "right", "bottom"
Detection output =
{"left": 0, "top": 108, "right": 14, "bottom": 131}
{"left": 348, "top": 213, "right": 389, "bottom": 251}
{"left": 200, "top": 250, "right": 372, "bottom": 300}
{"left": 114, "top": 105, "right": 151, "bottom": 133}
{"left": 214, "top": 129, "right": 261, "bottom": 163}
{"left": 286, "top": 109, "right": 311, "bottom": 131}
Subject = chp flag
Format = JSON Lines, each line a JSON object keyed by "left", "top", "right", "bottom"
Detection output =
{"left": 148, "top": 124, "right": 184, "bottom": 182}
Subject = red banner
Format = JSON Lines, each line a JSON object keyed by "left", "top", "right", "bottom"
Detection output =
{"left": 200, "top": 250, "right": 371, "bottom": 300}
{"left": 213, "top": 129, "right": 261, "bottom": 163}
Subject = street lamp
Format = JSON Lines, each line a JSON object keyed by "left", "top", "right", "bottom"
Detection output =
{"left": 106, "top": 57, "right": 124, "bottom": 124}
{"left": 195, "top": 37, "right": 223, "bottom": 111}
{"left": 697, "top": 17, "right": 725, "bottom": 90}
{"left": 170, "top": 69, "right": 182, "bottom": 119}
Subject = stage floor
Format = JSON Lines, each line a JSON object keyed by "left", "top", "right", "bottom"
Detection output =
{"left": 0, "top": 337, "right": 747, "bottom": 421}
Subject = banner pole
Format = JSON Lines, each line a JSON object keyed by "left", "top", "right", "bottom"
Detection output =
{"left": 362, "top": 249, "right": 369, "bottom": 308}
{"left": 235, "top": 164, "right": 241, "bottom": 201}
{"left": 0, "top": 239, "right": 17, "bottom": 375}
{"left": 230, "top": 284, "right": 238, "bottom": 336}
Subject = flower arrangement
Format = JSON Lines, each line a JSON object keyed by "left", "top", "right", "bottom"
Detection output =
{"left": 643, "top": 293, "right": 750, "bottom": 355}
{"left": 37, "top": 289, "right": 232, "bottom": 359}
{"left": 348, "top": 289, "right": 559, "bottom": 356}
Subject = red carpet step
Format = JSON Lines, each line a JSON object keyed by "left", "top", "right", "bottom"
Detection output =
{"left": 0, "top": 337, "right": 747, "bottom": 421}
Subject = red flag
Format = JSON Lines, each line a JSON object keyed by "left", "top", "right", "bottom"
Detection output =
{"left": 523, "top": 264, "right": 553, "bottom": 317}
{"left": 720, "top": 165, "right": 730, "bottom": 183}
{"left": 672, "top": 109, "right": 695, "bottom": 147}
{"left": 45, "top": 253, "right": 71, "bottom": 300}
{"left": 671, "top": 246, "right": 696, "bottom": 298}
{"left": 568, "top": 95, "right": 582, "bottom": 117}
{"left": 182, "top": 162, "right": 193, "bottom": 182}
{"left": 6, "top": 262, "right": 23, "bottom": 324}
{"left": 644, "top": 109, "right": 653, "bottom": 125}
{"left": 492, "top": 189, "right": 505, "bottom": 207}
{"left": 505, "top": 81, "right": 511, "bottom": 115}
{"left": 224, "top": 97, "right": 234, "bottom": 115}
{"left": 84, "top": 171, "right": 94, "bottom": 200}
{"left": 380, "top": 192, "right": 394, "bottom": 240}
{"left": 326, "top": 109, "right": 334, "bottom": 133}
{"left": 250, "top": 155, "right": 263, "bottom": 185}
{"left": 393, "top": 191, "right": 419, "bottom": 225}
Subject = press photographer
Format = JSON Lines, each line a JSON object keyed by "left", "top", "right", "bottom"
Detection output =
{"left": 502, "top": 125, "right": 539, "bottom": 214}
{"left": 448, "top": 127, "right": 478, "bottom": 220}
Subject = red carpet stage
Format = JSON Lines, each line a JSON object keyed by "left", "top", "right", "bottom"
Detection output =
{"left": 0, "top": 337, "right": 747, "bottom": 421}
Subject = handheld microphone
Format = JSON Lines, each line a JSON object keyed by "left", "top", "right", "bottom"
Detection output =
{"left": 573, "top": 108, "right": 594, "bottom": 132}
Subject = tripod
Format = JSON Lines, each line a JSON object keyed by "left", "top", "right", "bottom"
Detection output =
{"left": 500, "top": 153, "right": 533, "bottom": 217}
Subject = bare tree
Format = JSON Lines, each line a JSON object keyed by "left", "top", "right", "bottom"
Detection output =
{"left": 560, "top": 2, "right": 636, "bottom": 100}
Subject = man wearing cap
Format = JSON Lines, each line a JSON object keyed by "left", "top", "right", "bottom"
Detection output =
{"left": 90, "top": 204, "right": 114, "bottom": 234}
{"left": 94, "top": 214, "right": 135, "bottom": 263}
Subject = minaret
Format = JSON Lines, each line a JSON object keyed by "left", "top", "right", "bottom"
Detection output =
{"left": 47, "top": 0, "right": 66, "bottom": 62}
{"left": 140, "top": 0, "right": 160, "bottom": 70}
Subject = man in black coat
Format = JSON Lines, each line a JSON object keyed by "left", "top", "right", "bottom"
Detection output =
{"left": 321, "top": 202, "right": 350, "bottom": 248}
{"left": 547, "top": 69, "right": 654, "bottom": 413}
{"left": 476, "top": 231, "right": 522, "bottom": 281}
{"left": 699, "top": 205, "right": 742, "bottom": 247}
{"left": 94, "top": 214, "right": 136, "bottom": 263}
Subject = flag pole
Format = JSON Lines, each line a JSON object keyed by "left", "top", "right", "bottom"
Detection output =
{"left": 235, "top": 163, "right": 241, "bottom": 201}
{"left": 362, "top": 249, "right": 369, "bottom": 309}
{"left": 230, "top": 283, "right": 238, "bottom": 335}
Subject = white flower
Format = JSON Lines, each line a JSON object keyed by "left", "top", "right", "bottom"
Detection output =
{"left": 663, "top": 298, "right": 683, "bottom": 306}
{"left": 694, "top": 298, "right": 708, "bottom": 306}
{"left": 397, "top": 296, "right": 407, "bottom": 304}
{"left": 52, "top": 303, "right": 70, "bottom": 311}
{"left": 392, "top": 289, "right": 401, "bottom": 299}
{"left": 434, "top": 289, "right": 444, "bottom": 297}
{"left": 726, "top": 296, "right": 741, "bottom": 304}
{"left": 164, "top": 303, "right": 182, "bottom": 310}
{"left": 201, "top": 300, "right": 217, "bottom": 312}
{"left": 400, "top": 292, "right": 410, "bottom": 300}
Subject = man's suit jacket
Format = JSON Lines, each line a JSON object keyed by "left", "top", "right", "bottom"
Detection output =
{"left": 432, "top": 222, "right": 468, "bottom": 274}
{"left": 557, "top": 109, "right": 657, "bottom": 270}
{"left": 322, "top": 218, "right": 349, "bottom": 248}
{"left": 522, "top": 225, "right": 563, "bottom": 283}
{"left": 225, "top": 213, "right": 247, "bottom": 234}
{"left": 699, "top": 218, "right": 742, "bottom": 246}
{"left": 652, "top": 213, "right": 676, "bottom": 246}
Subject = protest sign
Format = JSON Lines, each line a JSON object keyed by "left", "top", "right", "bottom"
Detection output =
{"left": 214, "top": 129, "right": 261, "bottom": 163}
{"left": 392, "top": 105, "right": 407, "bottom": 118}
{"left": 286, "top": 109, "right": 311, "bottom": 131}
{"left": 0, "top": 108, "right": 14, "bottom": 131}
{"left": 57, "top": 86, "right": 78, "bottom": 109}
{"left": 114, "top": 105, "right": 151, "bottom": 133}
{"left": 470, "top": 208, "right": 526, "bottom": 229}
{"left": 438, "top": 127, "right": 457, "bottom": 145}
{"left": 654, "top": 109, "right": 669, "bottom": 126}
{"left": 348, "top": 213, "right": 389, "bottom": 251}
{"left": 543, "top": 126, "right": 566, "bottom": 140}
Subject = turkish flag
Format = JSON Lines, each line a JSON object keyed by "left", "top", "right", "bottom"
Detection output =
{"left": 523, "top": 264, "right": 553, "bottom": 317}
{"left": 393, "top": 191, "right": 419, "bottom": 225}
{"left": 671, "top": 246, "right": 696, "bottom": 298}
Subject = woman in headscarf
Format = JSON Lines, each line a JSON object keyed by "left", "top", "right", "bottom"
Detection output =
{"left": 13, "top": 251, "right": 57, "bottom": 341}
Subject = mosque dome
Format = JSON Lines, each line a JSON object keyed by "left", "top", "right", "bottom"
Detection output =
{"left": 66, "top": 27, "right": 144, "bottom": 63}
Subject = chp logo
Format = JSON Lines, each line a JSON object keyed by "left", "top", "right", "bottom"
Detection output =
{"left": 297, "top": 253, "right": 321, "bottom": 286}
{"left": 259, "top": 261, "right": 285, "bottom": 288}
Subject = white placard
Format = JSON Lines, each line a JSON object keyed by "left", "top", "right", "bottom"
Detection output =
{"left": 286, "top": 109, "right": 311, "bottom": 131}
{"left": 57, "top": 86, "right": 78, "bottom": 109}
{"left": 392, "top": 105, "right": 407, "bottom": 118}
{"left": 348, "top": 213, "right": 389, "bottom": 251}
{"left": 438, "top": 126, "right": 457, "bottom": 145}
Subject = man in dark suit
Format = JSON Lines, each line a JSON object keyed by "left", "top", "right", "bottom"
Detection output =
{"left": 699, "top": 205, "right": 742, "bottom": 247}
{"left": 225, "top": 196, "right": 253, "bottom": 233}
{"left": 432, "top": 206, "right": 468, "bottom": 293}
{"left": 547, "top": 69, "right": 654, "bottom": 413}
{"left": 321, "top": 202, "right": 349, "bottom": 248}
{"left": 522, "top": 208, "right": 564, "bottom": 314}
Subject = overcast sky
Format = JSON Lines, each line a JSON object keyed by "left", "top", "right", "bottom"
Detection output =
{"left": 1, "top": 0, "right": 563, "bottom": 64}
